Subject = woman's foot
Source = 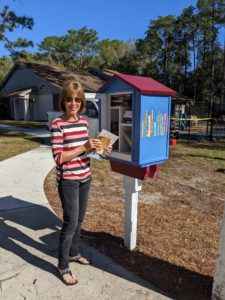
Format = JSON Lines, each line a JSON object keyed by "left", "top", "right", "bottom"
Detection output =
{"left": 57, "top": 268, "right": 78, "bottom": 285}
{"left": 69, "top": 254, "right": 91, "bottom": 265}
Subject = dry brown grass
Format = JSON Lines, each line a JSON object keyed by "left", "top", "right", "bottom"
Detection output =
{"left": 0, "top": 120, "right": 46, "bottom": 129}
{"left": 45, "top": 139, "right": 225, "bottom": 300}
{"left": 0, "top": 130, "right": 43, "bottom": 161}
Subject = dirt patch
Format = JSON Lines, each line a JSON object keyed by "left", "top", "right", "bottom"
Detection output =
{"left": 44, "top": 139, "right": 225, "bottom": 300}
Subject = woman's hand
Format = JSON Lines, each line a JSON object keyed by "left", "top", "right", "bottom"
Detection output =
{"left": 104, "top": 146, "right": 112, "bottom": 155}
{"left": 84, "top": 139, "right": 102, "bottom": 151}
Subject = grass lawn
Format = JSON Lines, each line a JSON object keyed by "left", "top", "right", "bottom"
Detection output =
{"left": 0, "top": 129, "right": 44, "bottom": 161}
{"left": 0, "top": 119, "right": 46, "bottom": 129}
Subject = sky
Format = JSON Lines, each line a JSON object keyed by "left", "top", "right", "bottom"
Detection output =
{"left": 0, "top": 0, "right": 223, "bottom": 56}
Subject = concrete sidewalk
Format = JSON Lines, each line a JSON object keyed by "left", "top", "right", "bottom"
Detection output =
{"left": 0, "top": 138, "right": 173, "bottom": 299}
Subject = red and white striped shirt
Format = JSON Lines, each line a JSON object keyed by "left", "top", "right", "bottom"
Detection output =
{"left": 50, "top": 116, "right": 91, "bottom": 181}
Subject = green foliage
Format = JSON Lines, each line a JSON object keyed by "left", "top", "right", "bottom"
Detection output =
{"left": 38, "top": 35, "right": 69, "bottom": 65}
{"left": 0, "top": 5, "right": 34, "bottom": 55}
{"left": 38, "top": 27, "right": 99, "bottom": 69}
{"left": 8, "top": 50, "right": 48, "bottom": 64}
{"left": 136, "top": 15, "right": 178, "bottom": 84}
{"left": 0, "top": 56, "right": 13, "bottom": 86}
{"left": 37, "top": 28, "right": 136, "bottom": 71}
{"left": 1, "top": 1, "right": 224, "bottom": 111}
{"left": 5, "top": 38, "right": 34, "bottom": 60}
{"left": 94, "top": 39, "right": 134, "bottom": 70}
{"left": 65, "top": 27, "right": 99, "bottom": 69}
{"left": 135, "top": 1, "right": 224, "bottom": 106}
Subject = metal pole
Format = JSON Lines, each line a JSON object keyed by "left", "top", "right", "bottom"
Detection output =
{"left": 188, "top": 104, "right": 192, "bottom": 144}
{"left": 210, "top": 119, "right": 213, "bottom": 141}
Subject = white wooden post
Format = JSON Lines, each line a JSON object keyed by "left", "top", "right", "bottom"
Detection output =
{"left": 123, "top": 175, "right": 142, "bottom": 250}
{"left": 212, "top": 206, "right": 225, "bottom": 299}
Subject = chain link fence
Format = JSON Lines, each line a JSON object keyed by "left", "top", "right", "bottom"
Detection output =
{"left": 171, "top": 101, "right": 225, "bottom": 140}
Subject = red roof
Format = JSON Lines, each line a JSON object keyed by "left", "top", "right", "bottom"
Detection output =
{"left": 101, "top": 73, "right": 176, "bottom": 96}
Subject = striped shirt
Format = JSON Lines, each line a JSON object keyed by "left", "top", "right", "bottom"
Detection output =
{"left": 50, "top": 116, "right": 91, "bottom": 181}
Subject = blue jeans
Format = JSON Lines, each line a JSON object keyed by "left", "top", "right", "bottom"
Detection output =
{"left": 57, "top": 179, "right": 91, "bottom": 270}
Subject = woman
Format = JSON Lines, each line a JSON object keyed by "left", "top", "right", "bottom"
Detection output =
{"left": 51, "top": 80, "right": 111, "bottom": 285}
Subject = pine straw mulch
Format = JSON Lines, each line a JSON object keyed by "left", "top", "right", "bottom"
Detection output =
{"left": 44, "top": 140, "right": 225, "bottom": 300}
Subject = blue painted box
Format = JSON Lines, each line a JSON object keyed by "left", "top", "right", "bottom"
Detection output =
{"left": 99, "top": 73, "right": 176, "bottom": 168}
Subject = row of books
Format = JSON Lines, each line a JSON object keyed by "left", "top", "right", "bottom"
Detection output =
{"left": 111, "top": 95, "right": 132, "bottom": 107}
{"left": 111, "top": 99, "right": 124, "bottom": 106}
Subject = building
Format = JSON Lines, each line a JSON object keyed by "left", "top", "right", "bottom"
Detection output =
{"left": 0, "top": 62, "right": 116, "bottom": 121}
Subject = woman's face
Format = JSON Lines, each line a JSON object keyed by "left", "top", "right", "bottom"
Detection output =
{"left": 63, "top": 92, "right": 82, "bottom": 117}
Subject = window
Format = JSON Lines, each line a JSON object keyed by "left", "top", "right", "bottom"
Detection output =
{"left": 85, "top": 100, "right": 98, "bottom": 118}
{"left": 53, "top": 94, "right": 59, "bottom": 110}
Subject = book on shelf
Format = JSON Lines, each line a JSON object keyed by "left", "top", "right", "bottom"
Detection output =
{"left": 123, "top": 101, "right": 132, "bottom": 106}
{"left": 123, "top": 110, "right": 132, "bottom": 123}
{"left": 122, "top": 118, "right": 132, "bottom": 124}
{"left": 123, "top": 110, "right": 132, "bottom": 117}
{"left": 111, "top": 94, "right": 132, "bottom": 107}
{"left": 111, "top": 99, "right": 123, "bottom": 106}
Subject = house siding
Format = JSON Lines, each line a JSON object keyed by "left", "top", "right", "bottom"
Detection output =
{"left": 1, "top": 63, "right": 108, "bottom": 121}
{"left": 36, "top": 94, "right": 53, "bottom": 120}
{"left": 2, "top": 66, "right": 60, "bottom": 121}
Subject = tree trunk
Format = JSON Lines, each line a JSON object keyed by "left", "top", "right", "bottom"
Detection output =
{"left": 184, "top": 38, "right": 188, "bottom": 94}
{"left": 193, "top": 36, "right": 197, "bottom": 102}
{"left": 220, "top": 34, "right": 225, "bottom": 112}
{"left": 208, "top": 5, "right": 216, "bottom": 119}
{"left": 164, "top": 40, "right": 168, "bottom": 85}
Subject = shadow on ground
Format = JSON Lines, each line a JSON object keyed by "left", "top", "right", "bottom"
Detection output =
{"left": 82, "top": 230, "right": 213, "bottom": 300}
{"left": 0, "top": 197, "right": 61, "bottom": 280}
{"left": 0, "top": 197, "right": 164, "bottom": 293}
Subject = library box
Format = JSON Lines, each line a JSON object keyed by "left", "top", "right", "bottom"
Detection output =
{"left": 99, "top": 73, "right": 176, "bottom": 168}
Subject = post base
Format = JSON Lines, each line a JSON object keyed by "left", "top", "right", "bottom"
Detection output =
{"left": 110, "top": 161, "right": 159, "bottom": 180}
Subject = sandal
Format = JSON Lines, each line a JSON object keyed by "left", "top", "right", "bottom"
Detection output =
{"left": 57, "top": 268, "right": 78, "bottom": 285}
{"left": 69, "top": 254, "right": 91, "bottom": 265}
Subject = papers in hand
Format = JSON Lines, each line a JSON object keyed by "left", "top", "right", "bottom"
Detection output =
{"left": 87, "top": 129, "right": 119, "bottom": 160}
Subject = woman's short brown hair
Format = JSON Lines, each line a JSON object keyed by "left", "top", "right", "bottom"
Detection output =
{"left": 58, "top": 80, "right": 86, "bottom": 115}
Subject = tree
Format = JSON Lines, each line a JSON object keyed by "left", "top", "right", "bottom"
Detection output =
{"left": 221, "top": 35, "right": 225, "bottom": 107}
{"left": 0, "top": 5, "right": 34, "bottom": 55}
{"left": 174, "top": 6, "right": 197, "bottom": 95}
{"left": 65, "top": 27, "right": 99, "bottom": 69}
{"left": 134, "top": 1, "right": 224, "bottom": 109}
{"left": 136, "top": 15, "right": 177, "bottom": 84}
{"left": 10, "top": 49, "right": 51, "bottom": 65}
{"left": 196, "top": 0, "right": 225, "bottom": 110}
{"left": 38, "top": 36, "right": 69, "bottom": 66}
{"left": 0, "top": 55, "right": 13, "bottom": 86}
{"left": 113, "top": 40, "right": 140, "bottom": 74}
{"left": 38, "top": 27, "right": 99, "bottom": 69}
{"left": 94, "top": 39, "right": 134, "bottom": 70}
